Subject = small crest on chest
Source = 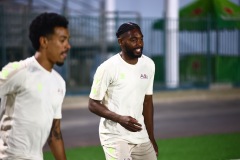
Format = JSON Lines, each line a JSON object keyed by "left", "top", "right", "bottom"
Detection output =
{"left": 140, "top": 74, "right": 148, "bottom": 79}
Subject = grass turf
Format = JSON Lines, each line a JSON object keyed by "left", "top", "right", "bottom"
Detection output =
{"left": 44, "top": 133, "right": 240, "bottom": 160}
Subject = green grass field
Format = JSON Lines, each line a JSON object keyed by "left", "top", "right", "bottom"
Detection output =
{"left": 44, "top": 133, "right": 240, "bottom": 160}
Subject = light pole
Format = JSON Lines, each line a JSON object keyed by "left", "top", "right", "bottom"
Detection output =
{"left": 62, "top": 0, "right": 68, "bottom": 16}
{"left": 165, "top": 0, "right": 179, "bottom": 88}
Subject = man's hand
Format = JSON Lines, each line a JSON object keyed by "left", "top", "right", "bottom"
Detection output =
{"left": 117, "top": 116, "right": 142, "bottom": 132}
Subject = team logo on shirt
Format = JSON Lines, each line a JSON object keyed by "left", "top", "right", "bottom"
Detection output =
{"left": 140, "top": 74, "right": 148, "bottom": 79}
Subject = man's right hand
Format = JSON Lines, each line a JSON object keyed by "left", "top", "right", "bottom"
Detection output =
{"left": 117, "top": 116, "right": 142, "bottom": 132}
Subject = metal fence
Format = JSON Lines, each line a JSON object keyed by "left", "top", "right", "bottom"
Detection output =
{"left": 0, "top": 13, "right": 239, "bottom": 94}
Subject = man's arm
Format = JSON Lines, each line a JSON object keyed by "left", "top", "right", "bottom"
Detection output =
{"left": 88, "top": 98, "right": 142, "bottom": 132}
{"left": 143, "top": 95, "right": 158, "bottom": 156}
{"left": 48, "top": 119, "right": 67, "bottom": 160}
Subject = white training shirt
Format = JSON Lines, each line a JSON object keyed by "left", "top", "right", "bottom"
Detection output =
{"left": 0, "top": 56, "right": 66, "bottom": 160}
{"left": 89, "top": 53, "right": 155, "bottom": 145}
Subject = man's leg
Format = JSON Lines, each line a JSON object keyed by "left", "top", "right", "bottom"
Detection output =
{"left": 131, "top": 141, "right": 157, "bottom": 160}
{"left": 103, "top": 141, "right": 134, "bottom": 160}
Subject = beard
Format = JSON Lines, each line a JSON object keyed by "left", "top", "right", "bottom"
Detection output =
{"left": 125, "top": 47, "right": 143, "bottom": 58}
{"left": 56, "top": 62, "right": 64, "bottom": 66}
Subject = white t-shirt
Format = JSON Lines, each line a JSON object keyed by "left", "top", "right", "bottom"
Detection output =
{"left": 89, "top": 53, "right": 155, "bottom": 145}
{"left": 0, "top": 56, "right": 66, "bottom": 160}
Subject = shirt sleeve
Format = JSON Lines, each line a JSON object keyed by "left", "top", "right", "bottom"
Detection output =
{"left": 53, "top": 79, "right": 66, "bottom": 119}
{"left": 145, "top": 61, "right": 155, "bottom": 95}
{"left": 89, "top": 63, "right": 112, "bottom": 101}
{"left": 0, "top": 62, "right": 24, "bottom": 96}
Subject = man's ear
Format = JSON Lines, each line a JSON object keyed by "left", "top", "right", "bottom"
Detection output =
{"left": 118, "top": 38, "right": 122, "bottom": 46}
{"left": 39, "top": 36, "right": 48, "bottom": 49}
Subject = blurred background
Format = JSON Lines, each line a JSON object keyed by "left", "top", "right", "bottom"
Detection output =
{"left": 1, "top": 1, "right": 240, "bottom": 159}
{"left": 0, "top": 0, "right": 240, "bottom": 94}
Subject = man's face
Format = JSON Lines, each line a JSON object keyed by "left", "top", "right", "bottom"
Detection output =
{"left": 120, "top": 28, "right": 144, "bottom": 58}
{"left": 45, "top": 27, "right": 71, "bottom": 66}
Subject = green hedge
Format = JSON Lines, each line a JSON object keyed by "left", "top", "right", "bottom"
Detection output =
{"left": 151, "top": 54, "right": 240, "bottom": 85}
{"left": 216, "top": 55, "right": 240, "bottom": 83}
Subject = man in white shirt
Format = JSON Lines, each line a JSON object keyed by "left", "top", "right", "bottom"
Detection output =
{"left": 89, "top": 22, "right": 158, "bottom": 160}
{"left": 0, "top": 12, "right": 71, "bottom": 160}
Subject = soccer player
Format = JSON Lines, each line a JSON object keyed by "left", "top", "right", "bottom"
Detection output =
{"left": 88, "top": 22, "right": 158, "bottom": 160}
{"left": 0, "top": 12, "right": 71, "bottom": 160}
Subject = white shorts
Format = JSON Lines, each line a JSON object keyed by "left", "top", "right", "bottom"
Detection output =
{"left": 102, "top": 141, "right": 157, "bottom": 160}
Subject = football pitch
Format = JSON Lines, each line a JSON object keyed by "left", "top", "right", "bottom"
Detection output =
{"left": 44, "top": 132, "right": 240, "bottom": 160}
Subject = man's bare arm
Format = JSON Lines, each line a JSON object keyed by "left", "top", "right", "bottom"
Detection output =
{"left": 143, "top": 95, "right": 158, "bottom": 156}
{"left": 48, "top": 119, "right": 67, "bottom": 160}
{"left": 88, "top": 98, "right": 142, "bottom": 132}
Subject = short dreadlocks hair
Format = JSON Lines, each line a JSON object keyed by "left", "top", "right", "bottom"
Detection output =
{"left": 116, "top": 22, "right": 141, "bottom": 38}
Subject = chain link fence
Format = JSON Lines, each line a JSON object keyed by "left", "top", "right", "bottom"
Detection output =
{"left": 0, "top": 13, "right": 239, "bottom": 94}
